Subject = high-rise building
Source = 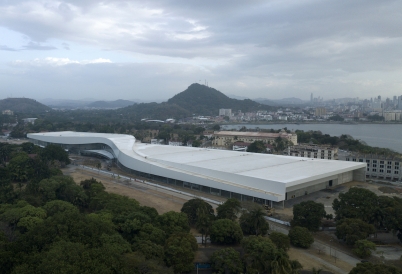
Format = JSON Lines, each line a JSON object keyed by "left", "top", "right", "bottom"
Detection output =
{"left": 398, "top": 96, "right": 402, "bottom": 110}
{"left": 219, "top": 109, "right": 232, "bottom": 116}
{"left": 310, "top": 93, "right": 313, "bottom": 102}
{"left": 315, "top": 107, "right": 327, "bottom": 117}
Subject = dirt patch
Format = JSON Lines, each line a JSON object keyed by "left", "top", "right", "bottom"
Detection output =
{"left": 288, "top": 247, "right": 354, "bottom": 274}
{"left": 63, "top": 166, "right": 187, "bottom": 214}
{"left": 379, "top": 186, "right": 402, "bottom": 194}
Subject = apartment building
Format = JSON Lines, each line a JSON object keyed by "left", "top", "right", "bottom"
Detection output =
{"left": 339, "top": 153, "right": 401, "bottom": 181}
{"left": 284, "top": 144, "right": 338, "bottom": 160}
{"left": 212, "top": 130, "right": 297, "bottom": 147}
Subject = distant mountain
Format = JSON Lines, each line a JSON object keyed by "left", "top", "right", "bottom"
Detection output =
{"left": 226, "top": 94, "right": 250, "bottom": 100}
{"left": 167, "top": 83, "right": 273, "bottom": 116}
{"left": 256, "top": 97, "right": 305, "bottom": 106}
{"left": 0, "top": 98, "right": 52, "bottom": 113}
{"left": 39, "top": 98, "right": 93, "bottom": 108}
{"left": 87, "top": 99, "right": 135, "bottom": 109}
{"left": 121, "top": 102, "right": 191, "bottom": 120}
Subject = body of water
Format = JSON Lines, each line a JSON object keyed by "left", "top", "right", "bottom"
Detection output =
{"left": 223, "top": 123, "right": 402, "bottom": 153}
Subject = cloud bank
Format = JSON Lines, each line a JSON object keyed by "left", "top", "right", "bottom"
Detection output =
{"left": 1, "top": 0, "right": 402, "bottom": 100}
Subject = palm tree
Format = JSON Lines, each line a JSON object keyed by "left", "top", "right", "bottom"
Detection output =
{"left": 271, "top": 251, "right": 292, "bottom": 274}
{"left": 249, "top": 207, "right": 268, "bottom": 236}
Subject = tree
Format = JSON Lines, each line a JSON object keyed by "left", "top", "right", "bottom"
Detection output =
{"left": 157, "top": 211, "right": 190, "bottom": 236}
{"left": 239, "top": 207, "right": 269, "bottom": 236}
{"left": 336, "top": 218, "right": 376, "bottom": 245}
{"left": 269, "top": 231, "right": 290, "bottom": 251}
{"left": 7, "top": 153, "right": 32, "bottom": 182}
{"left": 196, "top": 206, "right": 213, "bottom": 246}
{"left": 333, "top": 188, "right": 379, "bottom": 223}
{"left": 123, "top": 253, "right": 173, "bottom": 274}
{"left": 328, "top": 115, "right": 344, "bottom": 122}
{"left": 210, "top": 248, "right": 243, "bottom": 274}
{"left": 349, "top": 262, "right": 402, "bottom": 274}
{"left": 41, "top": 144, "right": 70, "bottom": 165}
{"left": 241, "top": 236, "right": 277, "bottom": 273}
{"left": 247, "top": 141, "right": 266, "bottom": 153}
{"left": 288, "top": 226, "right": 314, "bottom": 248}
{"left": 210, "top": 219, "right": 243, "bottom": 244}
{"left": 291, "top": 201, "right": 326, "bottom": 232}
{"left": 353, "top": 240, "right": 376, "bottom": 258}
{"left": 180, "top": 198, "right": 214, "bottom": 226}
{"left": 134, "top": 240, "right": 165, "bottom": 261}
{"left": 216, "top": 198, "right": 242, "bottom": 221}
{"left": 212, "top": 124, "right": 221, "bottom": 131}
{"left": 164, "top": 232, "right": 197, "bottom": 273}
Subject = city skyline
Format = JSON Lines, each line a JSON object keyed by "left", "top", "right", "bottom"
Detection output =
{"left": 1, "top": 0, "right": 402, "bottom": 101}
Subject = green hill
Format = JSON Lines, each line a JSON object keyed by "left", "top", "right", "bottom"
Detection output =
{"left": 119, "top": 84, "right": 273, "bottom": 120}
{"left": 0, "top": 98, "right": 52, "bottom": 114}
{"left": 121, "top": 102, "right": 190, "bottom": 120}
{"left": 167, "top": 83, "right": 273, "bottom": 116}
{"left": 86, "top": 99, "right": 135, "bottom": 109}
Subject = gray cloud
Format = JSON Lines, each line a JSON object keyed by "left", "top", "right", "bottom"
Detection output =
{"left": 0, "top": 45, "right": 18, "bottom": 51}
{"left": 22, "top": 41, "right": 57, "bottom": 50}
{"left": 0, "top": 0, "right": 402, "bottom": 100}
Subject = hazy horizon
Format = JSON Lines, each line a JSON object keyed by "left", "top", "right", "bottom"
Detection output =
{"left": 1, "top": 1, "right": 402, "bottom": 101}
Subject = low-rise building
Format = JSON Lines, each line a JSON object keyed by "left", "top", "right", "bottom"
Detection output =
{"left": 284, "top": 143, "right": 338, "bottom": 160}
{"left": 2, "top": 110, "right": 13, "bottom": 115}
{"left": 232, "top": 141, "right": 272, "bottom": 153}
{"left": 168, "top": 140, "right": 183, "bottom": 146}
{"left": 212, "top": 130, "right": 297, "bottom": 147}
{"left": 22, "top": 118, "right": 37, "bottom": 124}
{"left": 151, "top": 139, "right": 164, "bottom": 145}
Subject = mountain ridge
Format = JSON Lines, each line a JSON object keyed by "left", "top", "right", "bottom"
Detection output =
{"left": 0, "top": 98, "right": 52, "bottom": 113}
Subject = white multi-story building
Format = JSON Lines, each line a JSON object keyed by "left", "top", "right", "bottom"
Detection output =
{"left": 219, "top": 109, "right": 232, "bottom": 117}
{"left": 284, "top": 144, "right": 338, "bottom": 160}
{"left": 339, "top": 152, "right": 401, "bottom": 181}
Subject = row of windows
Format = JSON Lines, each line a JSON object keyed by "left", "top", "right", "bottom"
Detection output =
{"left": 347, "top": 158, "right": 400, "bottom": 166}
{"left": 367, "top": 168, "right": 399, "bottom": 174}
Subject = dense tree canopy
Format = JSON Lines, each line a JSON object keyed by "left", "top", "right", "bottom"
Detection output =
{"left": 180, "top": 198, "right": 214, "bottom": 226}
{"left": 210, "top": 248, "right": 244, "bottom": 274}
{"left": 239, "top": 207, "right": 269, "bottom": 236}
{"left": 336, "top": 218, "right": 376, "bottom": 246}
{"left": 210, "top": 219, "right": 243, "bottom": 245}
{"left": 333, "top": 188, "right": 379, "bottom": 223}
{"left": 216, "top": 198, "right": 241, "bottom": 221}
{"left": 288, "top": 226, "right": 314, "bottom": 248}
{"left": 246, "top": 141, "right": 267, "bottom": 153}
{"left": 291, "top": 201, "right": 327, "bottom": 231}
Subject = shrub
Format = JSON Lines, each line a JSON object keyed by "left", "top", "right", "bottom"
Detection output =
{"left": 288, "top": 226, "right": 314, "bottom": 248}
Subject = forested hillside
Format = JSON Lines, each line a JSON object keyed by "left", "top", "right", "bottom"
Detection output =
{"left": 168, "top": 83, "right": 273, "bottom": 116}
{"left": 0, "top": 98, "right": 52, "bottom": 114}
{"left": 0, "top": 142, "right": 193, "bottom": 273}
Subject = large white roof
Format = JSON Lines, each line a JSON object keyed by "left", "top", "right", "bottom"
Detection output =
{"left": 134, "top": 143, "right": 364, "bottom": 186}
{"left": 28, "top": 131, "right": 366, "bottom": 201}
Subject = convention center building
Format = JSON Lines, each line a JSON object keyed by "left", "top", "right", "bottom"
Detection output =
{"left": 28, "top": 132, "right": 366, "bottom": 207}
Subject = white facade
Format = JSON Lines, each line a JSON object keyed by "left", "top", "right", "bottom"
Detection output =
{"left": 28, "top": 132, "right": 366, "bottom": 204}
{"left": 219, "top": 109, "right": 232, "bottom": 117}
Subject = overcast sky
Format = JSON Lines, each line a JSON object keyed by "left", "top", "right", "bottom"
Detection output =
{"left": 1, "top": 0, "right": 402, "bottom": 101}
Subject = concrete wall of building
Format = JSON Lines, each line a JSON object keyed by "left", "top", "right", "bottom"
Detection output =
{"left": 353, "top": 168, "right": 366, "bottom": 182}
{"left": 338, "top": 170, "right": 353, "bottom": 184}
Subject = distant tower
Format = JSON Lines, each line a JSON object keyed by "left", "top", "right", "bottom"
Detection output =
{"left": 310, "top": 93, "right": 313, "bottom": 102}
